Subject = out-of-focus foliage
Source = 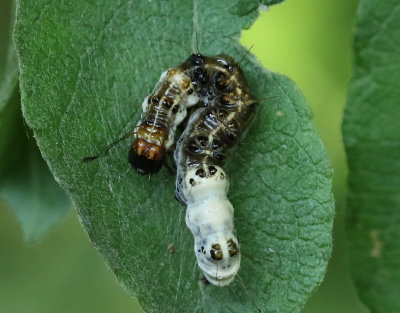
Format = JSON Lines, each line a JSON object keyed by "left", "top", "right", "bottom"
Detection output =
{"left": 343, "top": 0, "right": 400, "bottom": 311}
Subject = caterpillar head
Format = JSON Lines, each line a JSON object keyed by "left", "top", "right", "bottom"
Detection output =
{"left": 129, "top": 124, "right": 169, "bottom": 175}
{"left": 129, "top": 138, "right": 164, "bottom": 175}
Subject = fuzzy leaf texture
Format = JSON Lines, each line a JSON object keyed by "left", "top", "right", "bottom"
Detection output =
{"left": 0, "top": 2, "right": 70, "bottom": 242}
{"left": 14, "top": 0, "right": 334, "bottom": 312}
{"left": 343, "top": 0, "right": 400, "bottom": 312}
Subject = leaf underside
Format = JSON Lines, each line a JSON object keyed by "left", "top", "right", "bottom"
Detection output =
{"left": 343, "top": 0, "right": 400, "bottom": 312}
{"left": 15, "top": 0, "right": 334, "bottom": 312}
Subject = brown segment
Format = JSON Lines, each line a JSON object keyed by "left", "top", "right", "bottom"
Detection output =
{"left": 132, "top": 138, "right": 164, "bottom": 161}
{"left": 136, "top": 124, "right": 168, "bottom": 145}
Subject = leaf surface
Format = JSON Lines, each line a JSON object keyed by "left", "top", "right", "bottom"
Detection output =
{"left": 14, "top": 0, "right": 334, "bottom": 311}
{"left": 0, "top": 2, "right": 70, "bottom": 242}
{"left": 343, "top": 0, "right": 400, "bottom": 311}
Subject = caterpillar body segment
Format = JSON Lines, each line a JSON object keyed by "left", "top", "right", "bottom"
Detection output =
{"left": 130, "top": 61, "right": 200, "bottom": 175}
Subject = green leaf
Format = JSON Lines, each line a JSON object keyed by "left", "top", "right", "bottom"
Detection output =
{"left": 0, "top": 1, "right": 18, "bottom": 143}
{"left": 0, "top": 39, "right": 18, "bottom": 115}
{"left": 0, "top": 1, "right": 70, "bottom": 242}
{"left": 343, "top": 0, "right": 400, "bottom": 312}
{"left": 0, "top": 112, "right": 72, "bottom": 243}
{"left": 0, "top": 45, "right": 18, "bottom": 167}
{"left": 14, "top": 0, "right": 334, "bottom": 312}
{"left": 0, "top": 0, "right": 14, "bottom": 74}
{"left": 0, "top": 85, "right": 71, "bottom": 243}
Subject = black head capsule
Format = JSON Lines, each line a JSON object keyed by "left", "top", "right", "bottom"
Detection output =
{"left": 128, "top": 148, "right": 163, "bottom": 175}
{"left": 129, "top": 138, "right": 164, "bottom": 175}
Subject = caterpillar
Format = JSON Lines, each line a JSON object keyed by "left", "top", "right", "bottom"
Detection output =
{"left": 83, "top": 55, "right": 201, "bottom": 173}
{"left": 174, "top": 54, "right": 257, "bottom": 286}
{"left": 128, "top": 57, "right": 201, "bottom": 174}
{"left": 84, "top": 53, "right": 257, "bottom": 287}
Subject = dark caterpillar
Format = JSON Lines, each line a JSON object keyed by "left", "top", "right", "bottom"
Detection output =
{"left": 174, "top": 55, "right": 257, "bottom": 286}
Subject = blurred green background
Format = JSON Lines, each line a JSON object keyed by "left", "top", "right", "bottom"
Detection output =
{"left": 0, "top": 0, "right": 370, "bottom": 312}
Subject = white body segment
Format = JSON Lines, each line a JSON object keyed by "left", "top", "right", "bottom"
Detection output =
{"left": 179, "top": 166, "right": 241, "bottom": 287}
